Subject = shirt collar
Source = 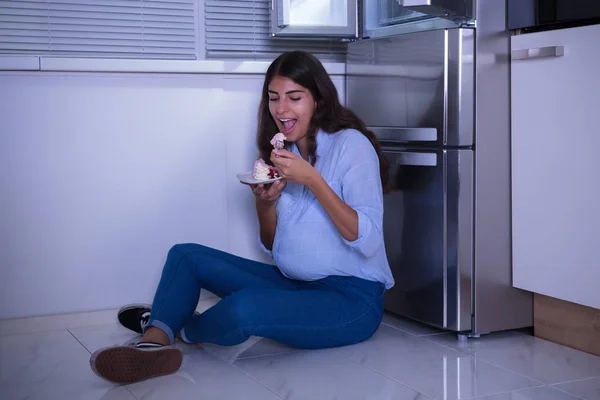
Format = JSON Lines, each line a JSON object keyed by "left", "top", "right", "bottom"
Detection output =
{"left": 315, "top": 129, "right": 331, "bottom": 157}
{"left": 291, "top": 129, "right": 331, "bottom": 158}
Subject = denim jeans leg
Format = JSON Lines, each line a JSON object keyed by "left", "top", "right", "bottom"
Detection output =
{"left": 143, "top": 244, "right": 203, "bottom": 343}
{"left": 182, "top": 276, "right": 385, "bottom": 349}
{"left": 143, "top": 243, "right": 298, "bottom": 344}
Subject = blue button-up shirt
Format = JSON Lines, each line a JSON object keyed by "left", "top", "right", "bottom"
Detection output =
{"left": 260, "top": 128, "right": 395, "bottom": 289}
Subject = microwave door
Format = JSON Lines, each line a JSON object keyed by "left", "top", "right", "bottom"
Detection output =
{"left": 403, "top": 0, "right": 473, "bottom": 19}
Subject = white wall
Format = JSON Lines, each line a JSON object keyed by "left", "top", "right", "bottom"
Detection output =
{"left": 0, "top": 71, "right": 345, "bottom": 319}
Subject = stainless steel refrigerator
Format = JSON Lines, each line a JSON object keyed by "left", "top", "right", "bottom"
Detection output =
{"left": 345, "top": 0, "right": 533, "bottom": 336}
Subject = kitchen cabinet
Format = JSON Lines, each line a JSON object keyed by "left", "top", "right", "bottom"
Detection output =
{"left": 270, "top": 0, "right": 472, "bottom": 39}
{"left": 510, "top": 24, "right": 600, "bottom": 310}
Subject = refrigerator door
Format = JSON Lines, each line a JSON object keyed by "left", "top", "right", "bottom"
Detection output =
{"left": 346, "top": 28, "right": 474, "bottom": 147}
{"left": 381, "top": 147, "right": 473, "bottom": 331}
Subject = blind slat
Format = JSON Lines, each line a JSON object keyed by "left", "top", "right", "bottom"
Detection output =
{"left": 205, "top": 7, "right": 270, "bottom": 16}
{"left": 0, "top": 25, "right": 194, "bottom": 36}
{"left": 47, "top": 18, "right": 194, "bottom": 29}
{"left": 0, "top": 30, "right": 194, "bottom": 43}
{"left": 0, "top": 0, "right": 197, "bottom": 60}
{"left": 205, "top": 1, "right": 269, "bottom": 8}
{"left": 205, "top": 0, "right": 346, "bottom": 62}
{"left": 206, "top": 14, "right": 270, "bottom": 22}
{"left": 206, "top": 42, "right": 348, "bottom": 52}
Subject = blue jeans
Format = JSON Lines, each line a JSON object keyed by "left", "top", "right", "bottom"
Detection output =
{"left": 144, "top": 243, "right": 385, "bottom": 349}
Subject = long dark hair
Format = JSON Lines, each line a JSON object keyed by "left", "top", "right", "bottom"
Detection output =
{"left": 256, "top": 51, "right": 389, "bottom": 190}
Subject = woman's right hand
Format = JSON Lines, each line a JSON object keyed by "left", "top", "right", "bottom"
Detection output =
{"left": 249, "top": 179, "right": 287, "bottom": 210}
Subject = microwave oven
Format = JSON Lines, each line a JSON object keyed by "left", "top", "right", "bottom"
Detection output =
{"left": 508, "top": 0, "right": 600, "bottom": 32}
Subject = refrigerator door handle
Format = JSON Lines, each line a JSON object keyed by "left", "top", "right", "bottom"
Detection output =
{"left": 385, "top": 151, "right": 438, "bottom": 166}
{"left": 511, "top": 46, "right": 564, "bottom": 61}
{"left": 369, "top": 127, "right": 438, "bottom": 142}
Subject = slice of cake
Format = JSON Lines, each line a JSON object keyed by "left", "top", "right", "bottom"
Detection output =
{"left": 253, "top": 158, "right": 280, "bottom": 180}
{"left": 250, "top": 133, "right": 287, "bottom": 181}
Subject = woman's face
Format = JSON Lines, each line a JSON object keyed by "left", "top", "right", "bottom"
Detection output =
{"left": 268, "top": 75, "right": 315, "bottom": 144}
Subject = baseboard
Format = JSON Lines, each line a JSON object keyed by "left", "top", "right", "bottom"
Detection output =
{"left": 0, "top": 308, "right": 120, "bottom": 337}
{"left": 534, "top": 293, "right": 600, "bottom": 357}
{"left": 0, "top": 295, "right": 220, "bottom": 337}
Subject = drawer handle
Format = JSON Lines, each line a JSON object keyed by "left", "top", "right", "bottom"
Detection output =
{"left": 511, "top": 46, "right": 564, "bottom": 61}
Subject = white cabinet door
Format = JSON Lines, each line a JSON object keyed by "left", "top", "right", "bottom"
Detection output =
{"left": 511, "top": 24, "right": 600, "bottom": 309}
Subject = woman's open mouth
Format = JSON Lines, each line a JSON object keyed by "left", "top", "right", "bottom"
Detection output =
{"left": 279, "top": 118, "right": 297, "bottom": 135}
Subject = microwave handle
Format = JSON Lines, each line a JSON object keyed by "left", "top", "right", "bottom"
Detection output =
{"left": 384, "top": 151, "right": 437, "bottom": 166}
{"left": 275, "top": 0, "right": 290, "bottom": 28}
{"left": 511, "top": 46, "right": 564, "bottom": 61}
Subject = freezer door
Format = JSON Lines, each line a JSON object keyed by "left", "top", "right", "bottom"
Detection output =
{"left": 346, "top": 28, "right": 474, "bottom": 147}
{"left": 382, "top": 147, "right": 473, "bottom": 331}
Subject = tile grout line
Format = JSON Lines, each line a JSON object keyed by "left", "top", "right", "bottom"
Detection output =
{"left": 465, "top": 352, "right": 551, "bottom": 386}
{"left": 419, "top": 332, "right": 451, "bottom": 337}
{"left": 550, "top": 375, "right": 600, "bottom": 386}
{"left": 457, "top": 336, "right": 600, "bottom": 386}
{"left": 380, "top": 321, "right": 445, "bottom": 337}
{"left": 419, "top": 335, "right": 474, "bottom": 354}
{"left": 123, "top": 386, "right": 140, "bottom": 400}
{"left": 227, "top": 362, "right": 286, "bottom": 400}
{"left": 410, "top": 332, "right": 469, "bottom": 354}
{"left": 213, "top": 345, "right": 433, "bottom": 400}
{"left": 417, "top": 334, "right": 556, "bottom": 386}
{"left": 227, "top": 350, "right": 305, "bottom": 362}
{"left": 185, "top": 344, "right": 285, "bottom": 399}
{"left": 335, "top": 331, "right": 553, "bottom": 400}
{"left": 67, "top": 328, "right": 140, "bottom": 399}
{"left": 336, "top": 344, "right": 553, "bottom": 400}
{"left": 548, "top": 384, "right": 588, "bottom": 400}
{"left": 458, "top": 384, "right": 550, "bottom": 400}
{"left": 332, "top": 348, "right": 435, "bottom": 399}
{"left": 446, "top": 342, "right": 550, "bottom": 385}
{"left": 67, "top": 328, "right": 92, "bottom": 355}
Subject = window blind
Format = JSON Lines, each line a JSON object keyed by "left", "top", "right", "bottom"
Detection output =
{"left": 0, "top": 0, "right": 197, "bottom": 59}
{"left": 205, "top": 0, "right": 346, "bottom": 61}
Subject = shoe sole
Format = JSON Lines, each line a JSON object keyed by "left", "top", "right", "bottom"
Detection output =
{"left": 90, "top": 345, "right": 183, "bottom": 385}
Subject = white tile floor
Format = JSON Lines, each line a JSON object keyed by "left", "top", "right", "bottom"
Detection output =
{"left": 2, "top": 297, "right": 600, "bottom": 400}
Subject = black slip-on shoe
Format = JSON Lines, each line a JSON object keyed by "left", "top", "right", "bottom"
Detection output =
{"left": 117, "top": 304, "right": 152, "bottom": 334}
{"left": 118, "top": 303, "right": 203, "bottom": 336}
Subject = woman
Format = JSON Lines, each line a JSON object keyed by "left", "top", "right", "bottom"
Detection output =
{"left": 90, "top": 51, "right": 395, "bottom": 385}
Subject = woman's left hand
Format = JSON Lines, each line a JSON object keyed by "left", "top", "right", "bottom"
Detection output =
{"left": 270, "top": 149, "right": 318, "bottom": 186}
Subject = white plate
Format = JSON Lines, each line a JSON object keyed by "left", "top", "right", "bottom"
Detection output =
{"left": 236, "top": 171, "right": 282, "bottom": 185}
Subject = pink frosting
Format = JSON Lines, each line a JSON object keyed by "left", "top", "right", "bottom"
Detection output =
{"left": 270, "top": 132, "right": 286, "bottom": 149}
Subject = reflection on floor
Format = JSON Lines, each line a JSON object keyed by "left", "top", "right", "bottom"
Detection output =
{"left": 2, "top": 297, "right": 600, "bottom": 400}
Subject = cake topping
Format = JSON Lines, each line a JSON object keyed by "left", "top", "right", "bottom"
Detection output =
{"left": 270, "top": 132, "right": 286, "bottom": 150}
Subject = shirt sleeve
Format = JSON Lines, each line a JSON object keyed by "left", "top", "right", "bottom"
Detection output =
{"left": 257, "top": 234, "right": 273, "bottom": 258}
{"left": 338, "top": 131, "right": 385, "bottom": 258}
